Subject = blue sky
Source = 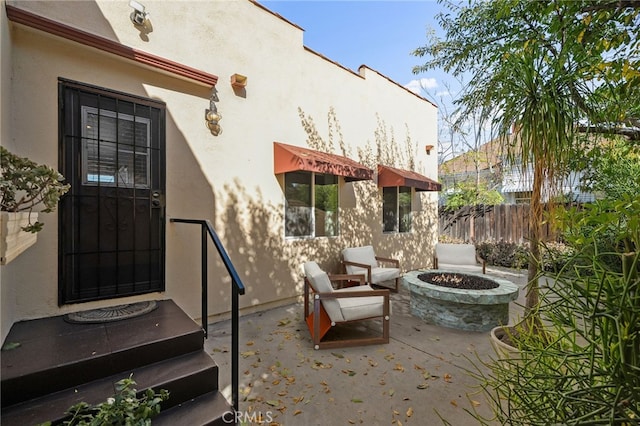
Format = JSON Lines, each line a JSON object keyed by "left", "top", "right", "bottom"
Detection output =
{"left": 259, "top": 0, "right": 456, "bottom": 102}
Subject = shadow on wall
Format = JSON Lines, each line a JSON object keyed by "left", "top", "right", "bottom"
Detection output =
{"left": 212, "top": 107, "right": 439, "bottom": 310}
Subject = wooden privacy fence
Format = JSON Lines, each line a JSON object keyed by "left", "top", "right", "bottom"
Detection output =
{"left": 438, "top": 204, "right": 560, "bottom": 244}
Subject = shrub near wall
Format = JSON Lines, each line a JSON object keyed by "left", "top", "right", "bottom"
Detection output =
{"left": 475, "top": 240, "right": 573, "bottom": 271}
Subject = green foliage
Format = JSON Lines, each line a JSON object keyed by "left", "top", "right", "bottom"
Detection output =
{"left": 577, "top": 137, "right": 640, "bottom": 201}
{"left": 39, "top": 375, "right": 169, "bottom": 426}
{"left": 475, "top": 240, "right": 573, "bottom": 271}
{"left": 476, "top": 240, "right": 528, "bottom": 269}
{"left": 443, "top": 181, "right": 504, "bottom": 211}
{"left": 1, "top": 146, "right": 70, "bottom": 232}
{"left": 414, "top": 0, "right": 639, "bottom": 314}
{"left": 468, "top": 197, "right": 640, "bottom": 424}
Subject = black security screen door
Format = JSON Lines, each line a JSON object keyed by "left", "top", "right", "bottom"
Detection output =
{"left": 59, "top": 80, "right": 166, "bottom": 304}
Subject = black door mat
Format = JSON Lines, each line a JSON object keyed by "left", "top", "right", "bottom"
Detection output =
{"left": 64, "top": 301, "right": 158, "bottom": 324}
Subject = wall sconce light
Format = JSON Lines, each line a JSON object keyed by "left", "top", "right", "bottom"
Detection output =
{"left": 129, "top": 0, "right": 152, "bottom": 30}
{"left": 205, "top": 91, "right": 222, "bottom": 136}
{"left": 425, "top": 144, "right": 434, "bottom": 155}
{"left": 230, "top": 73, "right": 247, "bottom": 89}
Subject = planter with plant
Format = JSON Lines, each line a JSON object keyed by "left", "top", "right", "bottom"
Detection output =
{"left": 469, "top": 196, "right": 639, "bottom": 424}
{"left": 0, "top": 146, "right": 70, "bottom": 264}
{"left": 37, "top": 374, "right": 169, "bottom": 426}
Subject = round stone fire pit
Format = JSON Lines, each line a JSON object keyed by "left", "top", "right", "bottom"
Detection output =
{"left": 403, "top": 270, "right": 519, "bottom": 332}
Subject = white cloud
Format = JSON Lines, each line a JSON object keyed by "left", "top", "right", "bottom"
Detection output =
{"left": 404, "top": 78, "right": 438, "bottom": 95}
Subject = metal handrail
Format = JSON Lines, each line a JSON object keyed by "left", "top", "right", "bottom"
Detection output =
{"left": 170, "top": 218, "right": 245, "bottom": 412}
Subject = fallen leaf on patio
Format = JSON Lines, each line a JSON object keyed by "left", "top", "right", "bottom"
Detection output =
{"left": 348, "top": 420, "right": 356, "bottom": 424}
{"left": 286, "top": 376, "right": 296, "bottom": 384}
{"left": 394, "top": 363, "right": 405, "bottom": 372}
{"left": 294, "top": 410, "right": 302, "bottom": 416}
{"left": 444, "top": 373, "right": 452, "bottom": 383}
{"left": 471, "top": 400, "right": 481, "bottom": 407}
{"left": 384, "top": 354, "right": 395, "bottom": 361}
{"left": 280, "top": 368, "right": 291, "bottom": 377}
{"left": 266, "top": 400, "right": 280, "bottom": 407}
{"left": 342, "top": 369, "right": 356, "bottom": 376}
{"left": 241, "top": 350, "right": 257, "bottom": 358}
{"left": 312, "top": 360, "right": 332, "bottom": 369}
{"left": 430, "top": 336, "right": 440, "bottom": 341}
{"left": 417, "top": 383, "right": 429, "bottom": 389}
{"left": 389, "top": 389, "right": 395, "bottom": 396}
{"left": 406, "top": 407, "right": 413, "bottom": 417}
{"left": 277, "top": 390, "right": 287, "bottom": 396}
{"left": 1, "top": 342, "right": 21, "bottom": 351}
{"left": 331, "top": 352, "right": 344, "bottom": 358}
{"left": 396, "top": 420, "right": 403, "bottom": 426}
{"left": 293, "top": 395, "right": 304, "bottom": 404}
{"left": 368, "top": 359, "right": 378, "bottom": 367}
{"left": 351, "top": 398, "right": 363, "bottom": 403}
{"left": 379, "top": 379, "right": 386, "bottom": 385}
{"left": 320, "top": 380, "right": 328, "bottom": 386}
{"left": 450, "top": 400, "right": 458, "bottom": 407}
{"left": 393, "top": 409, "right": 400, "bottom": 415}
{"left": 278, "top": 318, "right": 291, "bottom": 326}
{"left": 246, "top": 341, "right": 254, "bottom": 346}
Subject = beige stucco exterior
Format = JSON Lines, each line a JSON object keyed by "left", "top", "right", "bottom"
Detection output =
{"left": 0, "top": 0, "right": 439, "bottom": 342}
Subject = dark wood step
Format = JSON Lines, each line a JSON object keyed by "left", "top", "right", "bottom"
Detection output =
{"left": 1, "top": 300, "right": 203, "bottom": 407}
{"left": 153, "top": 391, "right": 235, "bottom": 426}
{"left": 1, "top": 350, "right": 220, "bottom": 426}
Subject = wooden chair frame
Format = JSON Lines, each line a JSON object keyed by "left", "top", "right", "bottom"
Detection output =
{"left": 341, "top": 256, "right": 400, "bottom": 292}
{"left": 304, "top": 274, "right": 390, "bottom": 350}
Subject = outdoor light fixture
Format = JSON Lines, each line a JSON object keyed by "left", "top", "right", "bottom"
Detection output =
{"left": 425, "top": 144, "right": 434, "bottom": 155}
{"left": 129, "top": 0, "right": 151, "bottom": 29}
{"left": 230, "top": 73, "right": 247, "bottom": 89}
{"left": 205, "top": 91, "right": 222, "bottom": 136}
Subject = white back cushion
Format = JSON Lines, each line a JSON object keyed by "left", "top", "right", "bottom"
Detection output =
{"left": 343, "top": 246, "right": 377, "bottom": 266}
{"left": 435, "top": 243, "right": 477, "bottom": 266}
{"left": 303, "top": 261, "right": 343, "bottom": 322}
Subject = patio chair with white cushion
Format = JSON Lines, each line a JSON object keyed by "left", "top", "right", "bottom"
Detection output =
{"left": 341, "top": 245, "right": 401, "bottom": 292}
{"left": 433, "top": 243, "right": 486, "bottom": 274}
{"left": 303, "top": 261, "right": 390, "bottom": 350}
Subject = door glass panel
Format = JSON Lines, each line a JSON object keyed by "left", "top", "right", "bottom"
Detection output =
{"left": 82, "top": 106, "right": 150, "bottom": 188}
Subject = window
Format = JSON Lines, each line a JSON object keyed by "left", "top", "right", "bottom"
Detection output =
{"left": 383, "top": 186, "right": 412, "bottom": 233}
{"left": 285, "top": 171, "right": 338, "bottom": 237}
{"left": 82, "top": 106, "right": 151, "bottom": 188}
{"left": 514, "top": 191, "right": 532, "bottom": 204}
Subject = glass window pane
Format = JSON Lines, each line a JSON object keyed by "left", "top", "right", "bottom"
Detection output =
{"left": 285, "top": 172, "right": 312, "bottom": 237}
{"left": 382, "top": 187, "right": 397, "bottom": 233}
{"left": 81, "top": 106, "right": 150, "bottom": 188}
{"left": 314, "top": 174, "right": 338, "bottom": 237}
{"left": 399, "top": 186, "right": 412, "bottom": 233}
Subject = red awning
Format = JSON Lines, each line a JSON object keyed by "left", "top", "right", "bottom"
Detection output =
{"left": 377, "top": 165, "right": 442, "bottom": 192}
{"left": 274, "top": 142, "right": 373, "bottom": 182}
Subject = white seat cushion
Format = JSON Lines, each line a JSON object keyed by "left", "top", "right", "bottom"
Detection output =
{"left": 335, "top": 285, "right": 385, "bottom": 321}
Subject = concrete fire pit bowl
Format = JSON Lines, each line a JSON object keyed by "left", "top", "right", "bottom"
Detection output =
{"left": 403, "top": 270, "right": 519, "bottom": 332}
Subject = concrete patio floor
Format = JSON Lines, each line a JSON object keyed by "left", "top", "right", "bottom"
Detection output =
{"left": 205, "top": 267, "right": 528, "bottom": 425}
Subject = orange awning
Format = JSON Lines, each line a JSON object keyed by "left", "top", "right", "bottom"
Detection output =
{"left": 274, "top": 142, "right": 373, "bottom": 182}
{"left": 377, "top": 165, "right": 442, "bottom": 192}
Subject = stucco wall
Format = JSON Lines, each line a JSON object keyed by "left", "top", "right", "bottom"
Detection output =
{"left": 1, "top": 0, "right": 438, "bottom": 340}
